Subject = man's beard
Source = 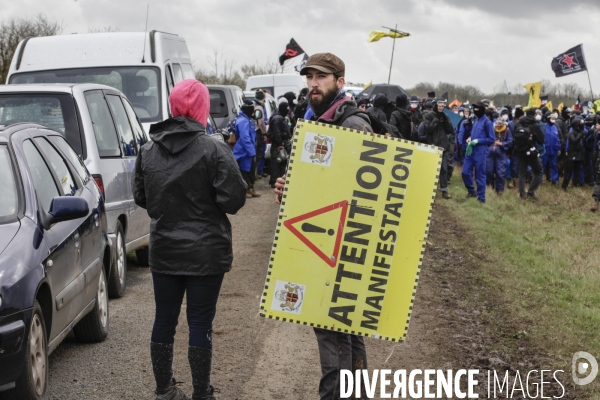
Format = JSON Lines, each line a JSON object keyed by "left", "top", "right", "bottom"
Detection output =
{"left": 308, "top": 84, "right": 339, "bottom": 117}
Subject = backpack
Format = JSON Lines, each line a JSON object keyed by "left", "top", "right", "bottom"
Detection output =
{"left": 513, "top": 123, "right": 534, "bottom": 153}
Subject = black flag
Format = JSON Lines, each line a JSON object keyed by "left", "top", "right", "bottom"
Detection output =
{"left": 279, "top": 38, "right": 305, "bottom": 66}
{"left": 551, "top": 44, "right": 588, "bottom": 77}
{"left": 294, "top": 53, "right": 309, "bottom": 73}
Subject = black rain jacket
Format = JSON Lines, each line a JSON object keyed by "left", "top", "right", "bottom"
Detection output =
{"left": 133, "top": 116, "right": 247, "bottom": 276}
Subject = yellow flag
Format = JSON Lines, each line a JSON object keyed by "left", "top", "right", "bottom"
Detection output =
{"left": 593, "top": 100, "right": 600, "bottom": 114}
{"left": 557, "top": 102, "right": 564, "bottom": 112}
{"left": 363, "top": 81, "right": 372, "bottom": 89}
{"left": 523, "top": 82, "right": 542, "bottom": 108}
{"left": 368, "top": 30, "right": 409, "bottom": 43}
{"left": 546, "top": 101, "right": 553, "bottom": 111}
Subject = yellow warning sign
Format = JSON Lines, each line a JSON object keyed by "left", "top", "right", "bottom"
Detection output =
{"left": 260, "top": 120, "right": 443, "bottom": 342}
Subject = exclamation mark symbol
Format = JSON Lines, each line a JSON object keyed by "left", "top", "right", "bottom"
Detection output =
{"left": 301, "top": 223, "right": 334, "bottom": 236}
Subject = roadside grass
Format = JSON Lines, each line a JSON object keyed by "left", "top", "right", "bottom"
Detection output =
{"left": 441, "top": 176, "right": 600, "bottom": 396}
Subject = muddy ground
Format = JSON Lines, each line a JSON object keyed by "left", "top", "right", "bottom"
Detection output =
{"left": 44, "top": 180, "right": 575, "bottom": 399}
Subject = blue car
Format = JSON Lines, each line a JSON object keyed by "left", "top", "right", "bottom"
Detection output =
{"left": 0, "top": 123, "right": 112, "bottom": 399}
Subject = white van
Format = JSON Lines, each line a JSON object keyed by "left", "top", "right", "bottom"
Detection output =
{"left": 246, "top": 74, "right": 306, "bottom": 100}
{"left": 6, "top": 31, "right": 196, "bottom": 133}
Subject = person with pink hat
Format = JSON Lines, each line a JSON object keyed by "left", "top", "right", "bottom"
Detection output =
{"left": 134, "top": 79, "right": 247, "bottom": 400}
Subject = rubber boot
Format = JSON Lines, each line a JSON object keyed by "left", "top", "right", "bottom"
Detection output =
{"left": 189, "top": 346, "right": 216, "bottom": 400}
{"left": 150, "top": 342, "right": 189, "bottom": 400}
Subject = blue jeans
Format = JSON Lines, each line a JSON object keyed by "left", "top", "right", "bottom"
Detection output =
{"left": 151, "top": 272, "right": 224, "bottom": 348}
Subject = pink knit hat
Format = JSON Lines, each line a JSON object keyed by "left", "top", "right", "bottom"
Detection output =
{"left": 169, "top": 79, "right": 210, "bottom": 127}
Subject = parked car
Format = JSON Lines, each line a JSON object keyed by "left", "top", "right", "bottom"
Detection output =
{"left": 207, "top": 85, "right": 245, "bottom": 129}
{"left": 246, "top": 74, "right": 306, "bottom": 100}
{"left": 0, "top": 84, "right": 151, "bottom": 298}
{"left": 0, "top": 123, "right": 111, "bottom": 398}
{"left": 6, "top": 31, "right": 195, "bottom": 133}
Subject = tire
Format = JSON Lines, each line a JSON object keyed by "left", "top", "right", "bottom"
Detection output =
{"left": 2, "top": 301, "right": 48, "bottom": 400}
{"left": 107, "top": 221, "right": 127, "bottom": 298}
{"left": 73, "top": 267, "right": 109, "bottom": 343}
{"left": 135, "top": 247, "right": 149, "bottom": 266}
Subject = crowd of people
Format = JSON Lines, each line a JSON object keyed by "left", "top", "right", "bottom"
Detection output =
{"left": 348, "top": 90, "right": 600, "bottom": 209}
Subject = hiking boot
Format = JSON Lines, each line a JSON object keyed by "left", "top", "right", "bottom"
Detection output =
{"left": 506, "top": 179, "right": 514, "bottom": 189}
{"left": 527, "top": 193, "right": 540, "bottom": 201}
{"left": 262, "top": 173, "right": 269, "bottom": 178}
{"left": 249, "top": 188, "right": 261, "bottom": 198}
{"left": 465, "top": 193, "right": 476, "bottom": 199}
{"left": 591, "top": 201, "right": 599, "bottom": 212}
{"left": 156, "top": 382, "right": 190, "bottom": 400}
{"left": 496, "top": 191, "right": 503, "bottom": 197}
{"left": 245, "top": 190, "right": 253, "bottom": 199}
{"left": 442, "top": 192, "right": 451, "bottom": 199}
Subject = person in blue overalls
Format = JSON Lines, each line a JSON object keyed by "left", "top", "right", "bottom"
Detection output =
{"left": 486, "top": 118, "right": 513, "bottom": 194}
{"left": 462, "top": 101, "right": 495, "bottom": 203}
{"left": 542, "top": 113, "right": 561, "bottom": 185}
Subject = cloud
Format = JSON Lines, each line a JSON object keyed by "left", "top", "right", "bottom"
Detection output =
{"left": 1, "top": 1, "right": 599, "bottom": 95}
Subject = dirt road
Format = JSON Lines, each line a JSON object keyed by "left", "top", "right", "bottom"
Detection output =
{"left": 45, "top": 180, "right": 566, "bottom": 399}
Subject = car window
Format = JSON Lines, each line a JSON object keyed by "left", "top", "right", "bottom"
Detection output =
{"left": 84, "top": 90, "right": 121, "bottom": 157}
{"left": 0, "top": 94, "right": 83, "bottom": 156}
{"left": 23, "top": 140, "right": 60, "bottom": 211}
{"left": 48, "top": 136, "right": 89, "bottom": 183}
{"left": 33, "top": 137, "right": 77, "bottom": 196}
{"left": 172, "top": 63, "right": 184, "bottom": 83}
{"left": 182, "top": 63, "right": 194, "bottom": 79}
{"left": 10, "top": 67, "right": 162, "bottom": 123}
{"left": 209, "top": 90, "right": 228, "bottom": 118}
{"left": 122, "top": 98, "right": 149, "bottom": 146}
{"left": 0, "top": 146, "right": 18, "bottom": 220}
{"left": 106, "top": 95, "right": 138, "bottom": 157}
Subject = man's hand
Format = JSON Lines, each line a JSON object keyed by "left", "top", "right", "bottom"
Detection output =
{"left": 466, "top": 137, "right": 471, "bottom": 144}
{"left": 274, "top": 177, "right": 285, "bottom": 204}
{"left": 495, "top": 140, "right": 502, "bottom": 146}
{"left": 278, "top": 146, "right": 284, "bottom": 150}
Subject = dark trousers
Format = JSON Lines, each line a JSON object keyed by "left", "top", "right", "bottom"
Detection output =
{"left": 517, "top": 155, "right": 543, "bottom": 197}
{"left": 314, "top": 328, "right": 367, "bottom": 400}
{"left": 241, "top": 170, "right": 254, "bottom": 189}
{"left": 151, "top": 272, "right": 224, "bottom": 348}
{"left": 562, "top": 159, "right": 583, "bottom": 189}
{"left": 269, "top": 147, "right": 286, "bottom": 185}
{"left": 439, "top": 150, "right": 449, "bottom": 192}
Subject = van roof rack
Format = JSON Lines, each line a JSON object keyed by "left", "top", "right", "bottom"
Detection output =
{"left": 149, "top": 30, "right": 178, "bottom": 63}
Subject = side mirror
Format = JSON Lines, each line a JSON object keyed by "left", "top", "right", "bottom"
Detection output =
{"left": 41, "top": 196, "right": 89, "bottom": 230}
{"left": 253, "top": 109, "right": 263, "bottom": 120}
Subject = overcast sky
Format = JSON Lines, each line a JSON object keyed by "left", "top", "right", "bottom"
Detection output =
{"left": 3, "top": 0, "right": 600, "bottom": 95}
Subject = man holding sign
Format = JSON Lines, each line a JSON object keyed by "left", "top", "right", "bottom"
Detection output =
{"left": 275, "top": 52, "right": 373, "bottom": 400}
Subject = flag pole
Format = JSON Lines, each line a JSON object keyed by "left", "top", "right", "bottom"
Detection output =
{"left": 387, "top": 24, "right": 397, "bottom": 84}
{"left": 586, "top": 70, "right": 595, "bottom": 99}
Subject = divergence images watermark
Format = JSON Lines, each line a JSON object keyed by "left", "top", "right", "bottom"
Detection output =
{"left": 338, "top": 352, "right": 597, "bottom": 399}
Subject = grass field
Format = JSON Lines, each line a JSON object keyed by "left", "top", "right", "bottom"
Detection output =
{"left": 441, "top": 175, "right": 600, "bottom": 397}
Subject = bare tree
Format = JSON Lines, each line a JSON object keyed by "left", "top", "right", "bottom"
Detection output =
{"left": 88, "top": 26, "right": 121, "bottom": 33}
{"left": 0, "top": 14, "right": 63, "bottom": 83}
{"left": 194, "top": 49, "right": 278, "bottom": 89}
